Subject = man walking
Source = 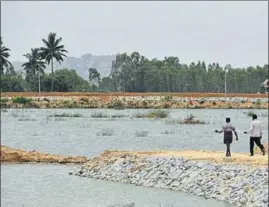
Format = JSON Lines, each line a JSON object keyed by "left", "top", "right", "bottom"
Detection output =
{"left": 244, "top": 114, "right": 265, "bottom": 156}
{"left": 215, "top": 117, "right": 239, "bottom": 157}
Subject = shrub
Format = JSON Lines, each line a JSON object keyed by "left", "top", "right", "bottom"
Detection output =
{"left": 80, "top": 98, "right": 89, "bottom": 104}
{"left": 163, "top": 95, "right": 172, "bottom": 102}
{"left": 256, "top": 99, "right": 262, "bottom": 106}
{"left": 109, "top": 99, "right": 124, "bottom": 110}
{"left": 91, "top": 112, "right": 109, "bottom": 118}
{"left": 165, "top": 114, "right": 207, "bottom": 125}
{"left": 245, "top": 111, "right": 256, "bottom": 117}
{"left": 199, "top": 99, "right": 205, "bottom": 104}
{"left": 1, "top": 98, "right": 9, "bottom": 103}
{"left": 134, "top": 110, "right": 169, "bottom": 118}
{"left": 12, "top": 96, "right": 32, "bottom": 104}
{"left": 43, "top": 98, "right": 50, "bottom": 102}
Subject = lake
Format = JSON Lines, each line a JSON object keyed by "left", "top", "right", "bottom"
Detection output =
{"left": 1, "top": 108, "right": 268, "bottom": 157}
{"left": 2, "top": 108, "right": 267, "bottom": 207}
{"left": 1, "top": 164, "right": 233, "bottom": 207}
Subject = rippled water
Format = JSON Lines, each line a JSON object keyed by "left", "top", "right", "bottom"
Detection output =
{"left": 1, "top": 164, "right": 233, "bottom": 207}
{"left": 1, "top": 108, "right": 267, "bottom": 207}
{"left": 1, "top": 108, "right": 268, "bottom": 157}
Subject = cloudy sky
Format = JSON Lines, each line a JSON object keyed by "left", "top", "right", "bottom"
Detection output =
{"left": 1, "top": 1, "right": 268, "bottom": 67}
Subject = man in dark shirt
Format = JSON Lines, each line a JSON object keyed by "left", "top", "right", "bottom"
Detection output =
{"left": 215, "top": 117, "right": 239, "bottom": 157}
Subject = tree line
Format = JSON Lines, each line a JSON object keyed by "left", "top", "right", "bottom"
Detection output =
{"left": 1, "top": 35, "right": 268, "bottom": 93}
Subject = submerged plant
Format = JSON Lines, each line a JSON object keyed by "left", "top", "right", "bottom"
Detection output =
{"left": 134, "top": 110, "right": 169, "bottom": 119}
{"left": 134, "top": 131, "right": 148, "bottom": 137}
{"left": 48, "top": 112, "right": 83, "bottom": 118}
{"left": 96, "top": 128, "right": 114, "bottom": 136}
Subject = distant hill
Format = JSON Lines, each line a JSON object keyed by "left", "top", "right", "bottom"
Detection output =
{"left": 11, "top": 53, "right": 116, "bottom": 80}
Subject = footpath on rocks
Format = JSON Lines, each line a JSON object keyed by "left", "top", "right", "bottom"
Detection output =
{"left": 75, "top": 149, "right": 268, "bottom": 207}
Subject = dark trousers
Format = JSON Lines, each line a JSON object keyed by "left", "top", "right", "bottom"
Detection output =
{"left": 250, "top": 137, "right": 265, "bottom": 155}
{"left": 226, "top": 143, "right": 231, "bottom": 156}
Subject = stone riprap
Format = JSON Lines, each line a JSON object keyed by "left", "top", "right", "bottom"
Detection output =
{"left": 75, "top": 153, "right": 268, "bottom": 207}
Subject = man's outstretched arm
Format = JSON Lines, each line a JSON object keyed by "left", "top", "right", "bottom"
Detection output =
{"left": 215, "top": 127, "right": 224, "bottom": 133}
{"left": 244, "top": 123, "right": 253, "bottom": 134}
{"left": 233, "top": 127, "right": 239, "bottom": 140}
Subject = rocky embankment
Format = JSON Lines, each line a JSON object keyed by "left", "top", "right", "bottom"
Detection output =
{"left": 75, "top": 150, "right": 268, "bottom": 207}
{"left": 1, "top": 94, "right": 268, "bottom": 109}
{"left": 0, "top": 145, "right": 89, "bottom": 164}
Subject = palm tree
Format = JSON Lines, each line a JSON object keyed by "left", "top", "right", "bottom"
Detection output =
{"left": 40, "top": 32, "right": 68, "bottom": 91}
{"left": 22, "top": 48, "right": 46, "bottom": 94}
{"left": 0, "top": 37, "right": 14, "bottom": 75}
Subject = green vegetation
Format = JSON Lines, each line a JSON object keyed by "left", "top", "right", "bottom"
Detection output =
{"left": 40, "top": 33, "right": 68, "bottom": 91}
{"left": 12, "top": 96, "right": 32, "bottom": 104}
{"left": 134, "top": 110, "right": 169, "bottom": 118}
{"left": 1, "top": 33, "right": 268, "bottom": 93}
{"left": 245, "top": 111, "right": 256, "bottom": 117}
{"left": 108, "top": 99, "right": 124, "bottom": 110}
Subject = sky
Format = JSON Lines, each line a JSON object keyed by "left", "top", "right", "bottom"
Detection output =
{"left": 1, "top": 1, "right": 268, "bottom": 67}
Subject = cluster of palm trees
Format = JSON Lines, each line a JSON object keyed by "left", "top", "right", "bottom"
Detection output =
{"left": 0, "top": 37, "right": 14, "bottom": 75}
{"left": 1, "top": 33, "right": 68, "bottom": 92}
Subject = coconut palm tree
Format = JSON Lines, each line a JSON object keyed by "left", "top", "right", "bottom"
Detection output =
{"left": 0, "top": 37, "right": 14, "bottom": 75}
{"left": 40, "top": 32, "right": 68, "bottom": 91}
{"left": 22, "top": 48, "right": 46, "bottom": 94}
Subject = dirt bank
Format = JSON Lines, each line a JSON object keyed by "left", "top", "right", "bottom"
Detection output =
{"left": 0, "top": 145, "right": 89, "bottom": 164}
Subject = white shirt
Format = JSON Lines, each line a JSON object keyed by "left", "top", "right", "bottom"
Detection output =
{"left": 248, "top": 120, "right": 262, "bottom": 137}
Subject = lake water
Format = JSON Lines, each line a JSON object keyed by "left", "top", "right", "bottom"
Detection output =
{"left": 1, "top": 108, "right": 268, "bottom": 157}
{"left": 1, "top": 164, "right": 233, "bottom": 207}
{"left": 1, "top": 108, "right": 267, "bottom": 207}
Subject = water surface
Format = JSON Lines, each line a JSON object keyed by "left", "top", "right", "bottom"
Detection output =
{"left": 2, "top": 108, "right": 268, "bottom": 157}
{"left": 1, "top": 164, "right": 234, "bottom": 207}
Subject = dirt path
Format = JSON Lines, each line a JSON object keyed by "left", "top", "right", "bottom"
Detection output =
{"left": 1, "top": 145, "right": 267, "bottom": 167}
{"left": 98, "top": 147, "right": 268, "bottom": 168}
{"left": 0, "top": 145, "right": 89, "bottom": 164}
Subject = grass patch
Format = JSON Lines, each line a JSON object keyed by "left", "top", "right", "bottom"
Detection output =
{"left": 134, "top": 110, "right": 169, "bottom": 118}
{"left": 48, "top": 112, "right": 83, "bottom": 118}
{"left": 12, "top": 96, "right": 32, "bottom": 104}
